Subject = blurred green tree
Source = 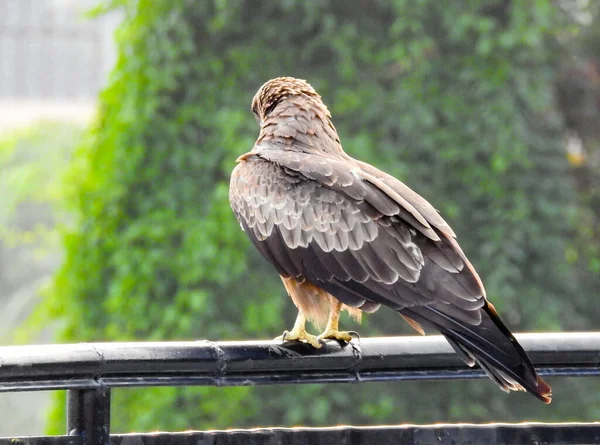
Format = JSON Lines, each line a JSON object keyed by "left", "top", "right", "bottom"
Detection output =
{"left": 42, "top": 0, "right": 600, "bottom": 433}
{"left": 556, "top": 0, "right": 600, "bottom": 321}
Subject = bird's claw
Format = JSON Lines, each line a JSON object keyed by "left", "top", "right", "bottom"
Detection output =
{"left": 317, "top": 329, "right": 355, "bottom": 344}
{"left": 274, "top": 329, "right": 322, "bottom": 349}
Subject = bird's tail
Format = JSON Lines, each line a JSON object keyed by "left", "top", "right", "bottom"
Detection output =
{"left": 403, "top": 301, "right": 552, "bottom": 404}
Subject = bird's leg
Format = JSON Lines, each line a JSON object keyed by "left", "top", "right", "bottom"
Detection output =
{"left": 318, "top": 300, "right": 353, "bottom": 343}
{"left": 274, "top": 311, "right": 322, "bottom": 349}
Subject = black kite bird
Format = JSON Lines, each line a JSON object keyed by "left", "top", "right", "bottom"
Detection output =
{"left": 229, "top": 77, "right": 552, "bottom": 403}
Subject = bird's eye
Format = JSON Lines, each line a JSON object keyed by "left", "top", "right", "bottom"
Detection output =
{"left": 264, "top": 100, "right": 278, "bottom": 117}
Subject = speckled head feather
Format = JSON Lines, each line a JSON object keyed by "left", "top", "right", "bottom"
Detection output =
{"left": 251, "top": 77, "right": 325, "bottom": 120}
{"left": 250, "top": 77, "right": 341, "bottom": 156}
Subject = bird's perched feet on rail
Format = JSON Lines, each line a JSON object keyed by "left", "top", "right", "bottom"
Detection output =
{"left": 275, "top": 311, "right": 322, "bottom": 348}
{"left": 318, "top": 300, "right": 354, "bottom": 344}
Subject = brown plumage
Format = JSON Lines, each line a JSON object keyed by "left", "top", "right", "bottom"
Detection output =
{"left": 229, "top": 77, "right": 552, "bottom": 403}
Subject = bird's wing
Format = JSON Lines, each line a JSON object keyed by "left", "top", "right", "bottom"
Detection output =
{"left": 230, "top": 144, "right": 551, "bottom": 402}
{"left": 230, "top": 145, "right": 484, "bottom": 318}
{"left": 352, "top": 158, "right": 486, "bottom": 297}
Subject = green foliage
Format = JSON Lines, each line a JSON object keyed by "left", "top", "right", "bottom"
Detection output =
{"left": 556, "top": 1, "right": 600, "bottom": 320}
{"left": 42, "top": 0, "right": 599, "bottom": 433}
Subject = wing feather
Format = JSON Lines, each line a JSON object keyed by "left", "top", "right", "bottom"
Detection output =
{"left": 230, "top": 154, "right": 482, "bottom": 313}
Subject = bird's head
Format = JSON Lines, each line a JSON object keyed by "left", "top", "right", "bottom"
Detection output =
{"left": 250, "top": 77, "right": 343, "bottom": 156}
{"left": 251, "top": 77, "right": 325, "bottom": 124}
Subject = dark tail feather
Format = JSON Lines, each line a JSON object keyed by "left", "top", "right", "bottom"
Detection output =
{"left": 403, "top": 301, "right": 552, "bottom": 404}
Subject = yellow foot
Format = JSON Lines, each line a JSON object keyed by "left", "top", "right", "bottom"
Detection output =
{"left": 275, "top": 329, "right": 322, "bottom": 349}
{"left": 317, "top": 329, "right": 354, "bottom": 343}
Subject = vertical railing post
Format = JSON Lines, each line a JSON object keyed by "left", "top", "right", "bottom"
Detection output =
{"left": 67, "top": 388, "right": 111, "bottom": 445}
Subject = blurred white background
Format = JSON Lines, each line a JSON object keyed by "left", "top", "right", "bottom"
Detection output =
{"left": 0, "top": 0, "right": 119, "bottom": 133}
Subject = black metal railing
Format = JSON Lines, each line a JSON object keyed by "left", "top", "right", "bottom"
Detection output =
{"left": 1, "top": 332, "right": 600, "bottom": 445}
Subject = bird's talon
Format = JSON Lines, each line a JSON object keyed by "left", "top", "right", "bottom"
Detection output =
{"left": 318, "top": 329, "right": 354, "bottom": 343}
{"left": 274, "top": 330, "right": 290, "bottom": 342}
{"left": 306, "top": 335, "right": 323, "bottom": 349}
{"left": 275, "top": 329, "right": 322, "bottom": 349}
{"left": 347, "top": 330, "right": 361, "bottom": 342}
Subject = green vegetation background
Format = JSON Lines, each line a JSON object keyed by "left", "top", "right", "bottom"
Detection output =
{"left": 28, "top": 0, "right": 600, "bottom": 433}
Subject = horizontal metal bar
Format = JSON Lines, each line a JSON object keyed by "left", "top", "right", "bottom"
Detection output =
{"left": 0, "top": 437, "right": 80, "bottom": 445}
{"left": 3, "top": 423, "right": 600, "bottom": 445}
{"left": 0, "top": 333, "right": 598, "bottom": 392}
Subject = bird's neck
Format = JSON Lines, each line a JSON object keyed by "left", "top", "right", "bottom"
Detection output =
{"left": 257, "top": 97, "right": 344, "bottom": 156}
